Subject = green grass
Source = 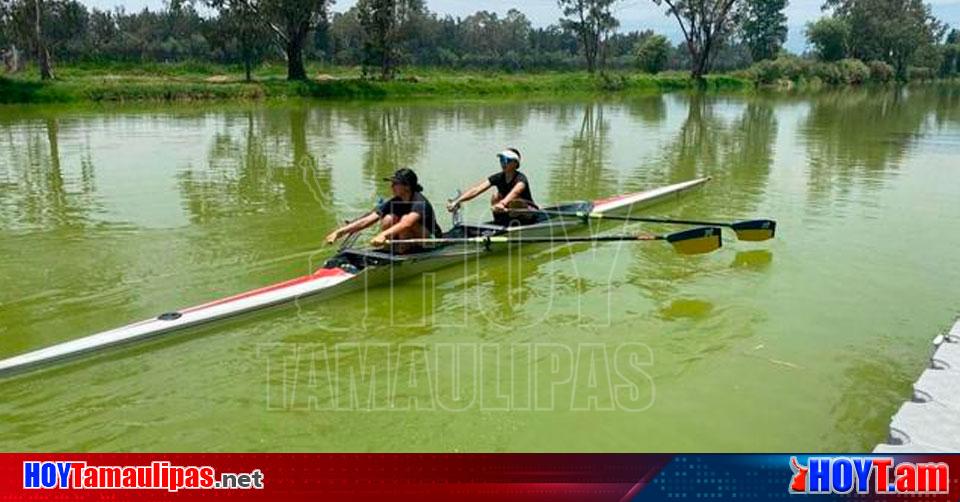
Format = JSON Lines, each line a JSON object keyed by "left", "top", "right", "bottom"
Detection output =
{"left": 0, "top": 63, "right": 754, "bottom": 104}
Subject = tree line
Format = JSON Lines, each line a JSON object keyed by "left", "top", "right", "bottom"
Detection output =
{"left": 1, "top": 0, "right": 957, "bottom": 83}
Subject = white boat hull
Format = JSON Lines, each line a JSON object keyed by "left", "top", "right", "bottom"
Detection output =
{"left": 0, "top": 176, "right": 709, "bottom": 376}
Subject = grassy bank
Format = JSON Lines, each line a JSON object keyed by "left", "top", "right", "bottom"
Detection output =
{"left": 0, "top": 63, "right": 749, "bottom": 104}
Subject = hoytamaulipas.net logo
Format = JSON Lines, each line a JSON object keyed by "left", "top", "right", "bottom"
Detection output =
{"left": 23, "top": 461, "right": 264, "bottom": 492}
{"left": 789, "top": 456, "right": 949, "bottom": 495}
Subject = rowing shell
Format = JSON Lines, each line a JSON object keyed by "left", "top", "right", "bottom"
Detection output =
{"left": 0, "top": 176, "right": 710, "bottom": 377}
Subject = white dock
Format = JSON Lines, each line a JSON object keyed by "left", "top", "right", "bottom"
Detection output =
{"left": 874, "top": 318, "right": 960, "bottom": 453}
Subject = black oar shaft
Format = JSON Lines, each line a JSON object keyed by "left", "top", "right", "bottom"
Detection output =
{"left": 383, "top": 226, "right": 723, "bottom": 255}
{"left": 617, "top": 216, "right": 731, "bottom": 227}
{"left": 492, "top": 235, "right": 662, "bottom": 243}
{"left": 518, "top": 209, "right": 776, "bottom": 241}
{"left": 386, "top": 234, "right": 661, "bottom": 245}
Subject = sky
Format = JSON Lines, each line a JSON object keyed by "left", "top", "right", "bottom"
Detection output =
{"left": 79, "top": 0, "right": 960, "bottom": 53}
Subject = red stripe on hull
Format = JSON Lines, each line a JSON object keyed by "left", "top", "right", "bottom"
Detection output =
{"left": 591, "top": 192, "right": 637, "bottom": 207}
{"left": 180, "top": 267, "right": 351, "bottom": 314}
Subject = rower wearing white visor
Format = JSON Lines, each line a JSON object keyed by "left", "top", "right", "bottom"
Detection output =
{"left": 446, "top": 147, "right": 540, "bottom": 225}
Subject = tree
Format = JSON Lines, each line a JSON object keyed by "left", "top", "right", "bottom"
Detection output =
{"left": 651, "top": 0, "right": 740, "bottom": 79}
{"left": 0, "top": 0, "right": 9, "bottom": 44}
{"left": 231, "top": 0, "right": 332, "bottom": 80}
{"left": 805, "top": 17, "right": 848, "bottom": 62}
{"left": 825, "top": 0, "right": 945, "bottom": 79}
{"left": 635, "top": 33, "right": 669, "bottom": 73}
{"left": 208, "top": 0, "right": 272, "bottom": 81}
{"left": 356, "top": 0, "right": 424, "bottom": 79}
{"left": 497, "top": 9, "right": 532, "bottom": 59}
{"left": 326, "top": 8, "right": 363, "bottom": 64}
{"left": 8, "top": 0, "right": 86, "bottom": 78}
{"left": 942, "top": 29, "right": 960, "bottom": 77}
{"left": 558, "top": 0, "right": 620, "bottom": 73}
{"left": 740, "top": 0, "right": 787, "bottom": 62}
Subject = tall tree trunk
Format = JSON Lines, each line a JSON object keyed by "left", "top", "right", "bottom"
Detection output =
{"left": 597, "top": 32, "right": 607, "bottom": 74}
{"left": 381, "top": 58, "right": 390, "bottom": 80}
{"left": 585, "top": 40, "right": 596, "bottom": 73}
{"left": 38, "top": 42, "right": 53, "bottom": 80}
{"left": 34, "top": 0, "right": 53, "bottom": 80}
{"left": 285, "top": 31, "right": 307, "bottom": 81}
{"left": 381, "top": 40, "right": 391, "bottom": 80}
{"left": 690, "top": 56, "right": 705, "bottom": 80}
{"left": 690, "top": 45, "right": 709, "bottom": 80}
{"left": 241, "top": 32, "right": 253, "bottom": 82}
{"left": 579, "top": 28, "right": 596, "bottom": 74}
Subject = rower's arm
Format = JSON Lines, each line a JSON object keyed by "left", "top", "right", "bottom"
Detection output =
{"left": 497, "top": 181, "right": 527, "bottom": 207}
{"left": 376, "top": 212, "right": 420, "bottom": 240}
{"left": 451, "top": 180, "right": 492, "bottom": 206}
{"left": 334, "top": 211, "right": 379, "bottom": 236}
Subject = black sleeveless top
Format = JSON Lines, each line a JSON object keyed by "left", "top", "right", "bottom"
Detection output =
{"left": 375, "top": 192, "right": 442, "bottom": 237}
{"left": 487, "top": 171, "right": 536, "bottom": 207}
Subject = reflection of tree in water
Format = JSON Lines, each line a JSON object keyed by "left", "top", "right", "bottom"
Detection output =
{"left": 721, "top": 101, "right": 777, "bottom": 213}
{"left": 622, "top": 94, "right": 778, "bottom": 316}
{"left": 802, "top": 88, "right": 934, "bottom": 203}
{"left": 344, "top": 106, "right": 430, "bottom": 188}
{"left": 637, "top": 94, "right": 776, "bottom": 214}
{"left": 178, "top": 107, "right": 336, "bottom": 225}
{"left": 288, "top": 108, "right": 335, "bottom": 213}
{"left": 549, "top": 103, "right": 617, "bottom": 202}
{"left": 931, "top": 85, "right": 960, "bottom": 127}
{"left": 442, "top": 101, "right": 532, "bottom": 132}
{"left": 0, "top": 116, "right": 99, "bottom": 232}
{"left": 647, "top": 94, "right": 723, "bottom": 183}
{"left": 624, "top": 94, "right": 667, "bottom": 126}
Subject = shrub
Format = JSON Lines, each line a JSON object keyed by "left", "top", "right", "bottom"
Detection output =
{"left": 907, "top": 66, "right": 935, "bottom": 81}
{"left": 811, "top": 62, "right": 842, "bottom": 85}
{"left": 748, "top": 59, "right": 779, "bottom": 84}
{"left": 435, "top": 49, "right": 460, "bottom": 68}
{"left": 635, "top": 35, "right": 670, "bottom": 74}
{"left": 745, "top": 56, "right": 895, "bottom": 87}
{"left": 837, "top": 58, "right": 869, "bottom": 84}
{"left": 747, "top": 55, "right": 807, "bottom": 84}
{"left": 867, "top": 60, "right": 894, "bottom": 83}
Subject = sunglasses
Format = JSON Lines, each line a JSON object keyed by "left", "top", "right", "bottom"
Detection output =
{"left": 498, "top": 156, "right": 515, "bottom": 167}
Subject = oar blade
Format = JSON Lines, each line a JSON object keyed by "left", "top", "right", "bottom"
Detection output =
{"left": 665, "top": 226, "right": 723, "bottom": 255}
{"left": 731, "top": 219, "right": 777, "bottom": 242}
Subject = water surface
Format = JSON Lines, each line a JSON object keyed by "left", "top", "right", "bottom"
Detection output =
{"left": 1, "top": 88, "right": 959, "bottom": 451}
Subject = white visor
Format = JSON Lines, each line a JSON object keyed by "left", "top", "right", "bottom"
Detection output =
{"left": 497, "top": 150, "right": 520, "bottom": 162}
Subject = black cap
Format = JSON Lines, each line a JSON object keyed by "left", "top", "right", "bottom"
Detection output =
{"left": 383, "top": 168, "right": 423, "bottom": 192}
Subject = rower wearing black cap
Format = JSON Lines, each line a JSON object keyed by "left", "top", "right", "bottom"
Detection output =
{"left": 446, "top": 147, "right": 539, "bottom": 225}
{"left": 325, "top": 168, "right": 442, "bottom": 251}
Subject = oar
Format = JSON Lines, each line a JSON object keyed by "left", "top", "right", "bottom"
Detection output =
{"left": 512, "top": 209, "right": 777, "bottom": 242}
{"left": 384, "top": 226, "right": 723, "bottom": 255}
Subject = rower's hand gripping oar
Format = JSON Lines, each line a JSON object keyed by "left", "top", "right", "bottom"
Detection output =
{"left": 385, "top": 226, "right": 724, "bottom": 255}
{"left": 334, "top": 198, "right": 385, "bottom": 251}
{"left": 510, "top": 209, "right": 777, "bottom": 242}
{"left": 449, "top": 189, "right": 464, "bottom": 228}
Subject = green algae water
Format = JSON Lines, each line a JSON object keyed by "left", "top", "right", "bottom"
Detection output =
{"left": 1, "top": 87, "right": 959, "bottom": 452}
